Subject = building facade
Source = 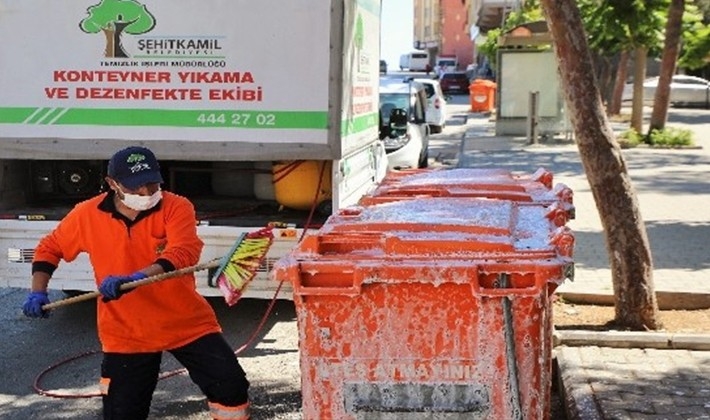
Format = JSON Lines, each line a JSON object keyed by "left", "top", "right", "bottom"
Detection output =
{"left": 413, "top": 0, "right": 440, "bottom": 59}
{"left": 414, "top": 0, "right": 524, "bottom": 72}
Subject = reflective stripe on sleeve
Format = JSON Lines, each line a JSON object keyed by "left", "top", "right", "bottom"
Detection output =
{"left": 99, "top": 377, "right": 110, "bottom": 395}
{"left": 208, "top": 401, "right": 249, "bottom": 420}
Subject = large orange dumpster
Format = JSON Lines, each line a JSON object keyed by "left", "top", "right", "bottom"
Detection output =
{"left": 273, "top": 197, "right": 574, "bottom": 419}
{"left": 469, "top": 78, "right": 497, "bottom": 112}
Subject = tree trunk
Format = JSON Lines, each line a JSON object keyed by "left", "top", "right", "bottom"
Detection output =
{"left": 539, "top": 0, "right": 660, "bottom": 330}
{"left": 608, "top": 50, "right": 629, "bottom": 116}
{"left": 595, "top": 55, "right": 612, "bottom": 108}
{"left": 631, "top": 47, "right": 647, "bottom": 133}
{"left": 649, "top": 0, "right": 685, "bottom": 134}
{"left": 102, "top": 29, "right": 114, "bottom": 57}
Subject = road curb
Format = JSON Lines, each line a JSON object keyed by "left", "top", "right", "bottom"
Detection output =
{"left": 555, "top": 350, "right": 604, "bottom": 420}
{"left": 553, "top": 329, "right": 710, "bottom": 350}
{"left": 558, "top": 291, "right": 710, "bottom": 310}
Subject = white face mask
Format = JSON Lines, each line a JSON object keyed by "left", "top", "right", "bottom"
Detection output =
{"left": 117, "top": 186, "right": 162, "bottom": 211}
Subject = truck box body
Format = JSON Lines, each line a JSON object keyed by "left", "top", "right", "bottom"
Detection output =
{"left": 0, "top": 0, "right": 386, "bottom": 298}
{"left": 399, "top": 51, "right": 430, "bottom": 72}
{"left": 435, "top": 55, "right": 459, "bottom": 76}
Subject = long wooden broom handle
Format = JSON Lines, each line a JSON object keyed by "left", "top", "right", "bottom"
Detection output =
{"left": 41, "top": 258, "right": 222, "bottom": 311}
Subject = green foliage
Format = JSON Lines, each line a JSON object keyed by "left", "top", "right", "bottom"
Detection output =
{"left": 679, "top": 4, "right": 710, "bottom": 70}
{"left": 594, "top": 0, "right": 666, "bottom": 54}
{"left": 578, "top": 0, "right": 630, "bottom": 55}
{"left": 505, "top": 0, "right": 545, "bottom": 27}
{"left": 80, "top": 0, "right": 155, "bottom": 34}
{"left": 647, "top": 127, "right": 694, "bottom": 146}
{"left": 680, "top": 25, "right": 710, "bottom": 69}
{"left": 695, "top": 0, "right": 710, "bottom": 22}
{"left": 617, "top": 128, "right": 643, "bottom": 148}
{"left": 479, "top": 28, "right": 502, "bottom": 68}
{"left": 617, "top": 126, "right": 694, "bottom": 147}
{"left": 479, "top": 0, "right": 547, "bottom": 69}
{"left": 584, "top": 0, "right": 710, "bottom": 70}
{"left": 483, "top": 0, "right": 710, "bottom": 77}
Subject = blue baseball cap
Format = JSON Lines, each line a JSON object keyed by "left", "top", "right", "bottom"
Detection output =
{"left": 107, "top": 146, "right": 164, "bottom": 190}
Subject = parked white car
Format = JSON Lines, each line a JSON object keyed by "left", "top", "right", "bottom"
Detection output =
{"left": 379, "top": 79, "right": 430, "bottom": 169}
{"left": 414, "top": 78, "right": 447, "bottom": 134}
{"left": 622, "top": 75, "right": 710, "bottom": 108}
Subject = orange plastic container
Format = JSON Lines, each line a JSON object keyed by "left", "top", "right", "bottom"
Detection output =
{"left": 359, "top": 167, "right": 575, "bottom": 226}
{"left": 272, "top": 160, "right": 332, "bottom": 210}
{"left": 273, "top": 197, "right": 574, "bottom": 419}
{"left": 469, "top": 78, "right": 497, "bottom": 112}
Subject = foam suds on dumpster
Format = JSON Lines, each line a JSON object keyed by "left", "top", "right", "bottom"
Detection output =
{"left": 272, "top": 168, "right": 572, "bottom": 419}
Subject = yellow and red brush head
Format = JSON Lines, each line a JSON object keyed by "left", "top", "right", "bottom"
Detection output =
{"left": 212, "top": 227, "right": 274, "bottom": 306}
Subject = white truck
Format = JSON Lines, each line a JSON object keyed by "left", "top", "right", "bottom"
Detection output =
{"left": 435, "top": 55, "right": 459, "bottom": 77}
{"left": 0, "top": 0, "right": 387, "bottom": 299}
{"left": 399, "top": 51, "right": 430, "bottom": 72}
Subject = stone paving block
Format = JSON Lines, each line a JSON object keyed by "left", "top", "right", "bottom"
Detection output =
{"left": 600, "top": 406, "right": 634, "bottom": 420}
{"left": 617, "top": 392, "right": 657, "bottom": 414}
{"left": 557, "top": 345, "right": 710, "bottom": 420}
{"left": 652, "top": 398, "right": 681, "bottom": 414}
{"left": 673, "top": 403, "right": 710, "bottom": 417}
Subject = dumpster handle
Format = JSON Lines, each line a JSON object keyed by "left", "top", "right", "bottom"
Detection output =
{"left": 292, "top": 266, "right": 363, "bottom": 296}
{"left": 499, "top": 273, "right": 523, "bottom": 419}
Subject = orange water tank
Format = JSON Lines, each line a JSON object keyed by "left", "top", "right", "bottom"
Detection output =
{"left": 272, "top": 160, "right": 332, "bottom": 210}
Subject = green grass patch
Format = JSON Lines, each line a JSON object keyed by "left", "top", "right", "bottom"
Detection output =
{"left": 647, "top": 127, "right": 694, "bottom": 147}
{"left": 616, "top": 127, "right": 695, "bottom": 148}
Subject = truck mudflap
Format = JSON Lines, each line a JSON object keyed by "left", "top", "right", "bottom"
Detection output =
{"left": 0, "top": 220, "right": 297, "bottom": 300}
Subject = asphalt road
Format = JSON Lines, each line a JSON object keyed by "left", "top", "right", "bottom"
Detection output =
{"left": 0, "top": 286, "right": 304, "bottom": 419}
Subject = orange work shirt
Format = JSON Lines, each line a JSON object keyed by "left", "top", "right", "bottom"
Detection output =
{"left": 33, "top": 191, "right": 222, "bottom": 353}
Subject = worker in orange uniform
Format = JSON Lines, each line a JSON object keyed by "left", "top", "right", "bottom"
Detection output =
{"left": 22, "top": 146, "right": 250, "bottom": 420}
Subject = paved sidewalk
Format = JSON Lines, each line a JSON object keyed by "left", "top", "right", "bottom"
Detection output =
{"left": 451, "top": 110, "right": 710, "bottom": 419}
{"left": 455, "top": 111, "right": 710, "bottom": 305}
{"left": 557, "top": 346, "right": 710, "bottom": 420}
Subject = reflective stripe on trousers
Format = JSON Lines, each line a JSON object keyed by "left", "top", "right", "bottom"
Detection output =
{"left": 209, "top": 401, "right": 249, "bottom": 420}
{"left": 99, "top": 377, "right": 110, "bottom": 395}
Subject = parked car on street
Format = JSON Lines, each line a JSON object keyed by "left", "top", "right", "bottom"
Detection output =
{"left": 438, "top": 71, "right": 471, "bottom": 94}
{"left": 379, "top": 60, "right": 387, "bottom": 75}
{"left": 379, "top": 79, "right": 430, "bottom": 169}
{"left": 622, "top": 75, "right": 710, "bottom": 108}
{"left": 414, "top": 77, "right": 448, "bottom": 133}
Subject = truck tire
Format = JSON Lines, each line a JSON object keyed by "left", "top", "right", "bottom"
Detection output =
{"left": 418, "top": 148, "right": 429, "bottom": 168}
{"left": 317, "top": 200, "right": 333, "bottom": 216}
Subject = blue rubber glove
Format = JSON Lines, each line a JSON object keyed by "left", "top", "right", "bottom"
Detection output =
{"left": 98, "top": 272, "right": 147, "bottom": 301}
{"left": 23, "top": 291, "right": 51, "bottom": 318}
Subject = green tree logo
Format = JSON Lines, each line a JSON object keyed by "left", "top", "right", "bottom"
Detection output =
{"left": 79, "top": 0, "right": 156, "bottom": 58}
{"left": 354, "top": 13, "right": 364, "bottom": 50}
{"left": 354, "top": 13, "right": 364, "bottom": 71}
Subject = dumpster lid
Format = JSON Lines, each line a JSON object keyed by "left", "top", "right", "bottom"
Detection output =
{"left": 328, "top": 198, "right": 519, "bottom": 233}
{"left": 364, "top": 167, "right": 572, "bottom": 207}
{"left": 273, "top": 197, "right": 575, "bottom": 288}
{"left": 380, "top": 167, "right": 552, "bottom": 190}
{"left": 308, "top": 197, "right": 562, "bottom": 255}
